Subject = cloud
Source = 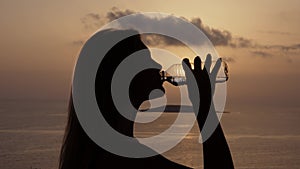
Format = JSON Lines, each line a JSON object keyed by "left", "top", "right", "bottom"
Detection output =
{"left": 189, "top": 18, "right": 232, "bottom": 46}
{"left": 78, "top": 8, "right": 300, "bottom": 58}
{"left": 270, "top": 44, "right": 300, "bottom": 51}
{"left": 72, "top": 40, "right": 84, "bottom": 46}
{"left": 104, "top": 8, "right": 236, "bottom": 47}
{"left": 141, "top": 34, "right": 184, "bottom": 46}
{"left": 80, "top": 7, "right": 242, "bottom": 47}
{"left": 229, "top": 37, "right": 253, "bottom": 48}
{"left": 254, "top": 44, "right": 300, "bottom": 53}
{"left": 80, "top": 13, "right": 104, "bottom": 30}
{"left": 251, "top": 51, "right": 272, "bottom": 58}
{"left": 222, "top": 57, "right": 235, "bottom": 63}
{"left": 258, "top": 30, "right": 292, "bottom": 36}
{"left": 106, "top": 7, "right": 135, "bottom": 21}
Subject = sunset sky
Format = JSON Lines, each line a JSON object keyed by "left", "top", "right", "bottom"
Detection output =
{"left": 0, "top": 0, "right": 299, "bottom": 113}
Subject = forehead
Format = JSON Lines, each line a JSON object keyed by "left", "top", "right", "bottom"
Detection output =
{"left": 102, "top": 34, "right": 153, "bottom": 67}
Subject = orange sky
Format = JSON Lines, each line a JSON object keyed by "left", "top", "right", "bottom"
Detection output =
{"left": 0, "top": 0, "right": 299, "bottom": 112}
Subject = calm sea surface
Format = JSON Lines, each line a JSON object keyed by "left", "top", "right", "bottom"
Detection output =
{"left": 0, "top": 100, "right": 299, "bottom": 169}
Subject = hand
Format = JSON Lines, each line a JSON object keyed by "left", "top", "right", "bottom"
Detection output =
{"left": 183, "top": 55, "right": 235, "bottom": 169}
{"left": 182, "top": 54, "right": 221, "bottom": 128}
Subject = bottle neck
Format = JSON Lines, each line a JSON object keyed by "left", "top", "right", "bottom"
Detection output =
{"left": 160, "top": 70, "right": 186, "bottom": 86}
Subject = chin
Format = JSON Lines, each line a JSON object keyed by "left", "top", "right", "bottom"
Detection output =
{"left": 148, "top": 87, "right": 165, "bottom": 100}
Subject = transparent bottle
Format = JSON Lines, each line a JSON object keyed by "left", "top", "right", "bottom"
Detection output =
{"left": 160, "top": 60, "right": 229, "bottom": 86}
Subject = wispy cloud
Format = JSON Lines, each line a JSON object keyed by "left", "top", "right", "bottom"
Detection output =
{"left": 222, "top": 56, "right": 236, "bottom": 63}
{"left": 259, "top": 44, "right": 300, "bottom": 51}
{"left": 72, "top": 40, "right": 84, "bottom": 46}
{"left": 250, "top": 51, "right": 272, "bottom": 58}
{"left": 80, "top": 13, "right": 104, "bottom": 30}
{"left": 257, "top": 30, "right": 292, "bottom": 36}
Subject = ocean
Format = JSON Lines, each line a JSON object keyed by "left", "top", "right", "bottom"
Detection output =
{"left": 0, "top": 100, "right": 299, "bottom": 169}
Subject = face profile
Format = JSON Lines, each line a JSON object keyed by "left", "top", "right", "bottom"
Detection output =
{"left": 94, "top": 29, "right": 165, "bottom": 137}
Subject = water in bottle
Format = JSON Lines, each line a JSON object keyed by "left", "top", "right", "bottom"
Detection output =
{"left": 160, "top": 60, "right": 229, "bottom": 86}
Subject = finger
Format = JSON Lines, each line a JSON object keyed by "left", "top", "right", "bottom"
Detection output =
{"left": 204, "top": 54, "right": 212, "bottom": 73}
{"left": 223, "top": 60, "right": 229, "bottom": 81}
{"left": 211, "top": 58, "right": 222, "bottom": 80}
{"left": 182, "top": 58, "right": 192, "bottom": 72}
{"left": 194, "top": 56, "right": 201, "bottom": 72}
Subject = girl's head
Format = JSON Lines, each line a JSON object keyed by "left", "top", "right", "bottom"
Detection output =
{"left": 60, "top": 29, "right": 164, "bottom": 169}
{"left": 95, "top": 29, "right": 164, "bottom": 136}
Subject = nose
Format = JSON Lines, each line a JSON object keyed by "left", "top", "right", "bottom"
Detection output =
{"left": 150, "top": 59, "right": 162, "bottom": 70}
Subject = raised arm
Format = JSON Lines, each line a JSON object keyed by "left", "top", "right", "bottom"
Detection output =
{"left": 182, "top": 55, "right": 234, "bottom": 169}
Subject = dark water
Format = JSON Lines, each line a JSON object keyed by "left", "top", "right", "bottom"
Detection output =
{"left": 0, "top": 100, "right": 299, "bottom": 169}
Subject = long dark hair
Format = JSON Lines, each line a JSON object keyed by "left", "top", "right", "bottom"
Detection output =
{"left": 59, "top": 29, "right": 147, "bottom": 169}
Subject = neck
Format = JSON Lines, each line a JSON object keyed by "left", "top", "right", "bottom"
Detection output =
{"left": 100, "top": 101, "right": 141, "bottom": 138}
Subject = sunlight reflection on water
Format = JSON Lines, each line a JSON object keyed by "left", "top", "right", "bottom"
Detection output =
{"left": 0, "top": 100, "right": 299, "bottom": 169}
